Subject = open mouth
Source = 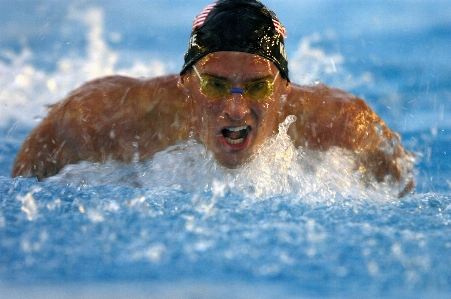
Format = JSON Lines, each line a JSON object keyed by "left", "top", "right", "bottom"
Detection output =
{"left": 222, "top": 126, "right": 251, "bottom": 145}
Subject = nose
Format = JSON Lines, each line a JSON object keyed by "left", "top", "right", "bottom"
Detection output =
{"left": 223, "top": 94, "right": 250, "bottom": 120}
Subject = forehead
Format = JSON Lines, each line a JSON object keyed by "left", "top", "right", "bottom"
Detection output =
{"left": 195, "top": 51, "right": 278, "bottom": 79}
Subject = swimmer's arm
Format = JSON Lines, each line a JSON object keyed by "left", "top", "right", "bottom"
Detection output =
{"left": 12, "top": 74, "right": 188, "bottom": 180}
{"left": 11, "top": 103, "right": 76, "bottom": 180}
{"left": 284, "top": 84, "right": 415, "bottom": 196}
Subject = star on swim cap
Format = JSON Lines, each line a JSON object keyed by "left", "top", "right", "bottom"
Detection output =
{"left": 181, "top": 0, "right": 289, "bottom": 81}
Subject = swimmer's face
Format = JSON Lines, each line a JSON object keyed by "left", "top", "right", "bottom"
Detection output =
{"left": 179, "top": 52, "right": 291, "bottom": 168}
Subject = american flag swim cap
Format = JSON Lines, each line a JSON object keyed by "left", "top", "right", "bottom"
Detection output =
{"left": 181, "top": 0, "right": 289, "bottom": 80}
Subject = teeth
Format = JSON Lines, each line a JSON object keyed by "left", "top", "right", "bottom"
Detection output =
{"left": 222, "top": 126, "right": 249, "bottom": 145}
{"left": 225, "top": 137, "right": 244, "bottom": 144}
{"left": 225, "top": 126, "right": 248, "bottom": 132}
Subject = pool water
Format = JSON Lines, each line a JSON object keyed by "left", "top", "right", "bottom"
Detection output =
{"left": 1, "top": 1, "right": 451, "bottom": 298}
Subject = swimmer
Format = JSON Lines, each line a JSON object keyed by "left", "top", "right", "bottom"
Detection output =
{"left": 12, "top": 0, "right": 415, "bottom": 196}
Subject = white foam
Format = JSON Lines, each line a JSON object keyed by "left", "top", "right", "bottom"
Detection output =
{"left": 16, "top": 186, "right": 41, "bottom": 221}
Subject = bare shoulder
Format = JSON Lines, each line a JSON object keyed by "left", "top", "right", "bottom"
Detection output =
{"left": 51, "top": 74, "right": 188, "bottom": 152}
{"left": 282, "top": 83, "right": 415, "bottom": 196}
{"left": 54, "top": 74, "right": 183, "bottom": 116}
{"left": 12, "top": 74, "right": 189, "bottom": 180}
{"left": 283, "top": 83, "right": 384, "bottom": 150}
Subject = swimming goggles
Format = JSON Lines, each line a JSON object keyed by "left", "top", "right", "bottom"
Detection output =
{"left": 192, "top": 65, "right": 279, "bottom": 102}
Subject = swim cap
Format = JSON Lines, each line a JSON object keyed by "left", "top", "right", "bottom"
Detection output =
{"left": 181, "top": 0, "right": 289, "bottom": 80}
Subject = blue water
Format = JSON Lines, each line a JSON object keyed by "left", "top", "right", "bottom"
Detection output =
{"left": 1, "top": 1, "right": 451, "bottom": 298}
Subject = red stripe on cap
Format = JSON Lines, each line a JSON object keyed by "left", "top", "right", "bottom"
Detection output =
{"left": 193, "top": 3, "right": 217, "bottom": 31}
{"left": 273, "top": 19, "right": 287, "bottom": 38}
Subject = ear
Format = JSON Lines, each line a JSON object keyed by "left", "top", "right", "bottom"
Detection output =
{"left": 177, "top": 72, "right": 191, "bottom": 95}
{"left": 283, "top": 80, "right": 291, "bottom": 95}
{"left": 278, "top": 80, "right": 291, "bottom": 109}
{"left": 277, "top": 79, "right": 291, "bottom": 105}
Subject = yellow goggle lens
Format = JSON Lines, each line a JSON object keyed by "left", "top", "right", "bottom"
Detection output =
{"left": 193, "top": 66, "right": 278, "bottom": 102}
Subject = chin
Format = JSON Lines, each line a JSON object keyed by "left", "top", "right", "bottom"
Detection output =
{"left": 216, "top": 154, "right": 250, "bottom": 169}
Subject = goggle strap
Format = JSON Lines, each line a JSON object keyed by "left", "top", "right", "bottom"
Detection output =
{"left": 272, "top": 71, "right": 279, "bottom": 84}
{"left": 192, "top": 65, "right": 202, "bottom": 80}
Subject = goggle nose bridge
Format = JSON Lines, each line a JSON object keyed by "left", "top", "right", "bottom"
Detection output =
{"left": 229, "top": 87, "right": 245, "bottom": 94}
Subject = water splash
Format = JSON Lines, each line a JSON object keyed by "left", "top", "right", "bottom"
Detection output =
{"left": 47, "top": 115, "right": 403, "bottom": 202}
{"left": 0, "top": 5, "right": 170, "bottom": 129}
{"left": 289, "top": 32, "right": 374, "bottom": 90}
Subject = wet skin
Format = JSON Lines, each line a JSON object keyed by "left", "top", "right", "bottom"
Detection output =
{"left": 11, "top": 51, "right": 414, "bottom": 196}
{"left": 179, "top": 52, "right": 291, "bottom": 168}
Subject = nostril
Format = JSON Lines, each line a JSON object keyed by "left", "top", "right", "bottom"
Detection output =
{"left": 223, "top": 97, "right": 249, "bottom": 120}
